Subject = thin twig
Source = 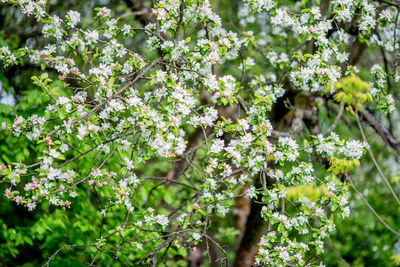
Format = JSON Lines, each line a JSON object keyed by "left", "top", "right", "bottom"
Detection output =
{"left": 355, "top": 112, "right": 400, "bottom": 207}
{"left": 347, "top": 174, "right": 400, "bottom": 238}
{"left": 323, "top": 100, "right": 344, "bottom": 135}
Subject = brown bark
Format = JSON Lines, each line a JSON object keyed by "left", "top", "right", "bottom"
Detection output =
{"left": 122, "top": 0, "right": 151, "bottom": 25}
{"left": 233, "top": 198, "right": 266, "bottom": 267}
{"left": 233, "top": 175, "right": 275, "bottom": 267}
{"left": 348, "top": 39, "right": 368, "bottom": 66}
{"left": 358, "top": 108, "right": 399, "bottom": 153}
{"left": 233, "top": 185, "right": 251, "bottom": 251}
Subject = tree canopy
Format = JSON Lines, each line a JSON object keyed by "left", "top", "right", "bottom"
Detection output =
{"left": 1, "top": 0, "right": 400, "bottom": 266}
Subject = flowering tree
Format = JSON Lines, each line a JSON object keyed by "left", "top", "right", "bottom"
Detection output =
{"left": 1, "top": 0, "right": 400, "bottom": 265}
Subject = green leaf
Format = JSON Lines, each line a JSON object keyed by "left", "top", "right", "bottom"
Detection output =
{"left": 59, "top": 109, "right": 66, "bottom": 120}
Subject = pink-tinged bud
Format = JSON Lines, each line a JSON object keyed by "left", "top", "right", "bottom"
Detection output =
{"left": 1, "top": 122, "right": 6, "bottom": 129}
{"left": 382, "top": 10, "right": 391, "bottom": 19}
{"left": 44, "top": 136, "right": 53, "bottom": 146}
{"left": 309, "top": 26, "right": 317, "bottom": 34}
{"left": 194, "top": 202, "right": 200, "bottom": 209}
{"left": 1, "top": 164, "right": 7, "bottom": 170}
{"left": 4, "top": 189, "right": 11, "bottom": 199}
{"left": 363, "top": 141, "right": 370, "bottom": 149}
{"left": 348, "top": 65, "right": 359, "bottom": 74}
{"left": 116, "top": 226, "right": 123, "bottom": 231}
{"left": 88, "top": 180, "right": 95, "bottom": 185}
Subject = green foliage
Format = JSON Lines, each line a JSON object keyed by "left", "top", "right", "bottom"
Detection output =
{"left": 286, "top": 184, "right": 327, "bottom": 202}
{"left": 328, "top": 157, "right": 360, "bottom": 175}
{"left": 330, "top": 76, "right": 373, "bottom": 106}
